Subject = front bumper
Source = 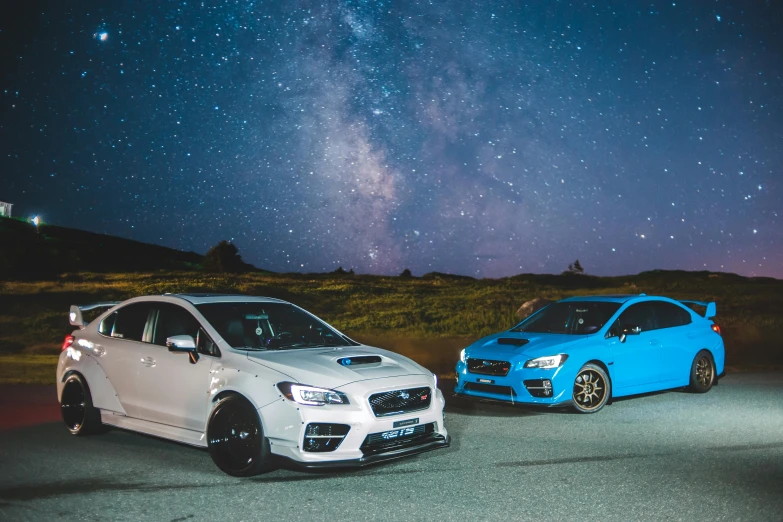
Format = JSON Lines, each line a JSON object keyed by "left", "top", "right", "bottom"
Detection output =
{"left": 454, "top": 360, "right": 573, "bottom": 406}
{"left": 280, "top": 435, "right": 451, "bottom": 469}
{"left": 260, "top": 375, "right": 449, "bottom": 466}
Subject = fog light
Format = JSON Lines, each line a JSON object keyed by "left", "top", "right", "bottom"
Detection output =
{"left": 523, "top": 379, "right": 553, "bottom": 398}
{"left": 303, "top": 423, "right": 350, "bottom": 453}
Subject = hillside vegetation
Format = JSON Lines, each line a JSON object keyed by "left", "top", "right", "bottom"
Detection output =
{"left": 1, "top": 269, "right": 781, "bottom": 383}
{"left": 1, "top": 218, "right": 780, "bottom": 383}
{"left": 0, "top": 218, "right": 205, "bottom": 277}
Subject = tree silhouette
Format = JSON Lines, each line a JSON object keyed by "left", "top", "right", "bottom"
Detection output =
{"left": 399, "top": 268, "right": 413, "bottom": 278}
{"left": 203, "top": 240, "right": 245, "bottom": 273}
{"left": 566, "top": 259, "right": 585, "bottom": 275}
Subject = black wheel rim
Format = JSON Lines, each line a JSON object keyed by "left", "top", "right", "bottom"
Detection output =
{"left": 695, "top": 356, "right": 713, "bottom": 387}
{"left": 573, "top": 369, "right": 607, "bottom": 411}
{"left": 61, "top": 380, "right": 86, "bottom": 431}
{"left": 209, "top": 401, "right": 262, "bottom": 474}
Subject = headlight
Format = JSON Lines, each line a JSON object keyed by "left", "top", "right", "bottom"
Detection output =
{"left": 459, "top": 349, "right": 467, "bottom": 363}
{"left": 523, "top": 354, "right": 569, "bottom": 369}
{"left": 276, "top": 382, "right": 349, "bottom": 406}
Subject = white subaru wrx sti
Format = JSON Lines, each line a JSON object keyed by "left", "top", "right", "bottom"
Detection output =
{"left": 57, "top": 294, "right": 450, "bottom": 476}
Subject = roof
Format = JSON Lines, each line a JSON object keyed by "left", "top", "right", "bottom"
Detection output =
{"left": 165, "top": 293, "right": 288, "bottom": 305}
{"left": 559, "top": 294, "right": 647, "bottom": 303}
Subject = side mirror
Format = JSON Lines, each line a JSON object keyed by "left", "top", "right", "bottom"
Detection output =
{"left": 619, "top": 324, "right": 641, "bottom": 343}
{"left": 167, "top": 335, "right": 199, "bottom": 364}
{"left": 69, "top": 306, "right": 85, "bottom": 328}
{"left": 167, "top": 335, "right": 196, "bottom": 351}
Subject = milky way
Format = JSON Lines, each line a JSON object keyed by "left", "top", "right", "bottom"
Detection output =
{"left": 2, "top": 1, "right": 781, "bottom": 277}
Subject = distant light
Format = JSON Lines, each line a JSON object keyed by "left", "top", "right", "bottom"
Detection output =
{"left": 31, "top": 215, "right": 40, "bottom": 227}
{"left": 98, "top": 32, "right": 108, "bottom": 41}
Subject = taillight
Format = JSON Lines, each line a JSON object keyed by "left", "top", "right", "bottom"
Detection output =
{"left": 711, "top": 324, "right": 721, "bottom": 336}
{"left": 62, "top": 335, "right": 75, "bottom": 351}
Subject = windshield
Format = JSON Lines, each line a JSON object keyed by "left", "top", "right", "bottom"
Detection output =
{"left": 196, "top": 302, "right": 355, "bottom": 350}
{"left": 511, "top": 301, "right": 621, "bottom": 335}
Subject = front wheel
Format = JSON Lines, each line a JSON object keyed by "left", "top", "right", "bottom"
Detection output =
{"left": 572, "top": 364, "right": 611, "bottom": 413}
{"left": 688, "top": 351, "right": 715, "bottom": 393}
{"left": 207, "top": 395, "right": 273, "bottom": 477}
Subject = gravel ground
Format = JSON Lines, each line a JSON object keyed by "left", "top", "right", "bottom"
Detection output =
{"left": 1, "top": 373, "right": 782, "bottom": 521}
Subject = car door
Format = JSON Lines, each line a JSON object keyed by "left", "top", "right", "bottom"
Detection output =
{"left": 95, "top": 301, "right": 160, "bottom": 419}
{"left": 609, "top": 302, "right": 663, "bottom": 390}
{"left": 651, "top": 301, "right": 694, "bottom": 383}
{"left": 131, "top": 302, "right": 217, "bottom": 431}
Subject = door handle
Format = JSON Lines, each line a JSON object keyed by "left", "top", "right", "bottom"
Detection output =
{"left": 141, "top": 356, "right": 156, "bottom": 367}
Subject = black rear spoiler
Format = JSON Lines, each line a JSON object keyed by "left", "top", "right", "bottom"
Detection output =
{"left": 69, "top": 302, "right": 120, "bottom": 328}
{"left": 678, "top": 300, "right": 717, "bottom": 319}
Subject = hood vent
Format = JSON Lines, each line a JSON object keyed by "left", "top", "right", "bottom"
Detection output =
{"left": 497, "top": 338, "right": 529, "bottom": 347}
{"left": 337, "top": 355, "right": 382, "bottom": 367}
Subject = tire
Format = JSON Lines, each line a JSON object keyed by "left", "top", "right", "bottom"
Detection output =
{"left": 60, "top": 373, "right": 102, "bottom": 435}
{"left": 688, "top": 350, "right": 715, "bottom": 393}
{"left": 207, "top": 395, "right": 272, "bottom": 477}
{"left": 572, "top": 363, "right": 611, "bottom": 414}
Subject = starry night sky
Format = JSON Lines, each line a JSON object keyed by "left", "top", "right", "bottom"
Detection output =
{"left": 2, "top": 1, "right": 781, "bottom": 278}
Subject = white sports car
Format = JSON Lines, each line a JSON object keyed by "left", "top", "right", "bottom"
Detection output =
{"left": 57, "top": 294, "right": 450, "bottom": 476}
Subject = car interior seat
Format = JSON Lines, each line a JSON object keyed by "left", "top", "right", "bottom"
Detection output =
{"left": 225, "top": 319, "right": 246, "bottom": 348}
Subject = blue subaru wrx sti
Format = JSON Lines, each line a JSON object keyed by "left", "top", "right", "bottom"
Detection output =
{"left": 454, "top": 294, "right": 725, "bottom": 413}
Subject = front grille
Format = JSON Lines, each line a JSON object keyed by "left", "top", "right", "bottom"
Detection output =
{"left": 464, "top": 382, "right": 517, "bottom": 396}
{"left": 467, "top": 358, "right": 511, "bottom": 376}
{"left": 360, "top": 422, "right": 437, "bottom": 456}
{"left": 368, "top": 387, "right": 432, "bottom": 417}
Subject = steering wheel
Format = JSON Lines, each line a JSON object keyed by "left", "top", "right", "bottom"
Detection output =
{"left": 266, "top": 332, "right": 294, "bottom": 347}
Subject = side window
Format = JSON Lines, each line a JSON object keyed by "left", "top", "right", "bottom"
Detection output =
{"left": 98, "top": 313, "right": 117, "bottom": 336}
{"left": 152, "top": 303, "right": 201, "bottom": 346}
{"left": 618, "top": 302, "right": 659, "bottom": 332}
{"left": 111, "top": 303, "right": 153, "bottom": 342}
{"left": 654, "top": 302, "right": 693, "bottom": 329}
{"left": 197, "top": 327, "right": 221, "bottom": 357}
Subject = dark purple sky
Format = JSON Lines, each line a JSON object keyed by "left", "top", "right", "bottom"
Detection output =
{"left": 2, "top": 1, "right": 781, "bottom": 277}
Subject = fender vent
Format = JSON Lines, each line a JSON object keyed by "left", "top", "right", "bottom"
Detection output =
{"left": 497, "top": 338, "right": 529, "bottom": 347}
{"left": 337, "top": 355, "right": 382, "bottom": 367}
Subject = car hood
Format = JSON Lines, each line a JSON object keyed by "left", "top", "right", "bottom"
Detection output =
{"left": 245, "top": 345, "right": 430, "bottom": 389}
{"left": 464, "top": 331, "right": 593, "bottom": 362}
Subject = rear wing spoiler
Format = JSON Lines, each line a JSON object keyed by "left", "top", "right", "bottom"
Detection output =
{"left": 679, "top": 300, "right": 717, "bottom": 319}
{"left": 69, "top": 302, "right": 120, "bottom": 328}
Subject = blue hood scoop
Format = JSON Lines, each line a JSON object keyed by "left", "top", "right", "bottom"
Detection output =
{"left": 337, "top": 355, "right": 382, "bottom": 367}
{"left": 497, "top": 338, "right": 529, "bottom": 347}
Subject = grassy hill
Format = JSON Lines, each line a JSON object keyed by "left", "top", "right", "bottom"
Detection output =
{"left": 1, "top": 269, "right": 782, "bottom": 383}
{"left": 1, "top": 217, "right": 781, "bottom": 383}
{"left": 0, "top": 217, "right": 205, "bottom": 277}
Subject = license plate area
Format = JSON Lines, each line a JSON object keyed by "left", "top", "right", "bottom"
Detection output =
{"left": 380, "top": 426, "right": 419, "bottom": 440}
{"left": 393, "top": 417, "right": 419, "bottom": 428}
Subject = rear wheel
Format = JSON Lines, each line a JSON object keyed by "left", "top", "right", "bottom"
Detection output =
{"left": 60, "top": 374, "right": 102, "bottom": 435}
{"left": 688, "top": 351, "right": 715, "bottom": 393}
{"left": 207, "top": 395, "right": 272, "bottom": 477}
{"left": 572, "top": 364, "right": 611, "bottom": 413}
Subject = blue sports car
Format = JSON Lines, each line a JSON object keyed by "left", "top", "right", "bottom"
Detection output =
{"left": 454, "top": 294, "right": 725, "bottom": 413}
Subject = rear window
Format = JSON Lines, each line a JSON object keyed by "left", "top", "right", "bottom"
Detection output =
{"left": 98, "top": 313, "right": 116, "bottom": 336}
{"left": 110, "top": 303, "right": 151, "bottom": 342}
